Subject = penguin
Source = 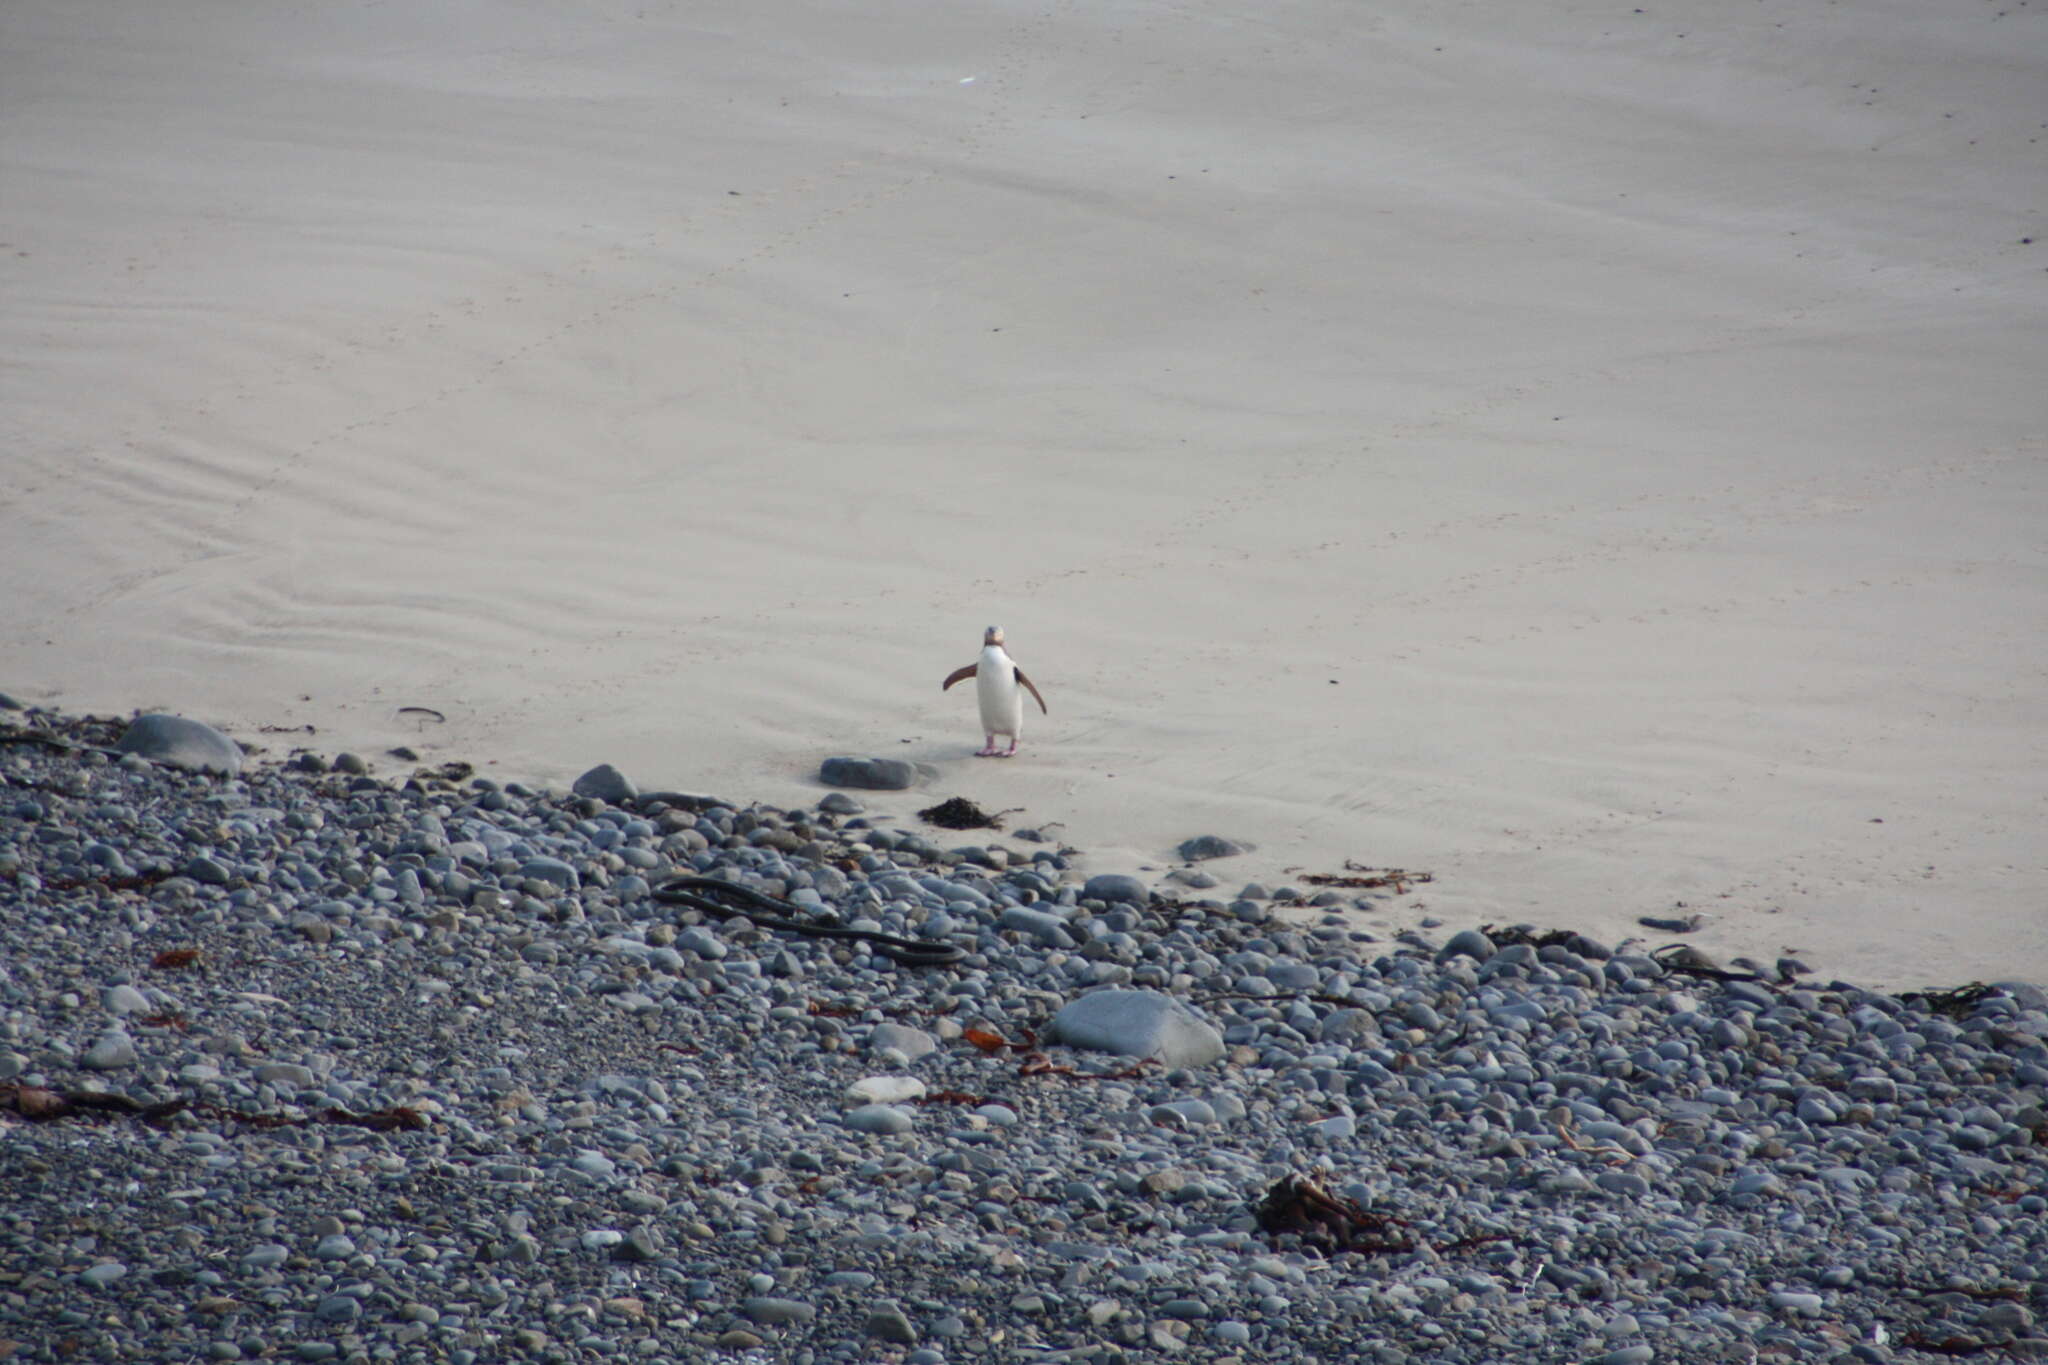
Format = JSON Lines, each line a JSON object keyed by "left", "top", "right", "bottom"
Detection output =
{"left": 942, "top": 625, "right": 1047, "bottom": 757}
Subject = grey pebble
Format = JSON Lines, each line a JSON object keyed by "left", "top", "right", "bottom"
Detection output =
{"left": 81, "top": 1030, "right": 138, "bottom": 1070}
{"left": 79, "top": 1263, "right": 127, "bottom": 1290}
{"left": 845, "top": 1104, "right": 915, "bottom": 1134}
{"left": 743, "top": 1296, "right": 818, "bottom": 1325}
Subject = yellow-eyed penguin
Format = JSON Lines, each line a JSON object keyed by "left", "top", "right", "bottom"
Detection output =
{"left": 942, "top": 625, "right": 1047, "bottom": 757}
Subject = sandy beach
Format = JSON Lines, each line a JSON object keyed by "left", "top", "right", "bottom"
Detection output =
{"left": 4, "top": 0, "right": 2043, "bottom": 987}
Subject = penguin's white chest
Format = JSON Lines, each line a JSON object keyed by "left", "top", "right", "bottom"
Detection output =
{"left": 976, "top": 647, "right": 1025, "bottom": 737}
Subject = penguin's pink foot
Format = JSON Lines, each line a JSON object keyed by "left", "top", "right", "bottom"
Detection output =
{"left": 975, "top": 737, "right": 1000, "bottom": 757}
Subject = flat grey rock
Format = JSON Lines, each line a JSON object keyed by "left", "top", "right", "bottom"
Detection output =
{"left": 572, "top": 763, "right": 637, "bottom": 804}
{"left": 819, "top": 756, "right": 918, "bottom": 790}
{"left": 113, "top": 714, "right": 242, "bottom": 776}
{"left": 1436, "top": 928, "right": 1496, "bottom": 964}
{"left": 1177, "top": 834, "right": 1249, "bottom": 862}
{"left": 1048, "top": 989, "right": 1224, "bottom": 1068}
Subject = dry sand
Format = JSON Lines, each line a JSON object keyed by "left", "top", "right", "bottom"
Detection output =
{"left": 4, "top": 0, "right": 2043, "bottom": 987}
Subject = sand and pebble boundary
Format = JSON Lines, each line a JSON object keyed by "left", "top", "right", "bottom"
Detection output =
{"left": 4, "top": 703, "right": 2046, "bottom": 1363}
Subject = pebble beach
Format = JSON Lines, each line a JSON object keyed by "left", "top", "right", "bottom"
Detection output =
{"left": 4, "top": 704, "right": 2045, "bottom": 1365}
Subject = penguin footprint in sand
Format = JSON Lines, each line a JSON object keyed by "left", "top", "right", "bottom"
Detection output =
{"left": 942, "top": 626, "right": 1047, "bottom": 757}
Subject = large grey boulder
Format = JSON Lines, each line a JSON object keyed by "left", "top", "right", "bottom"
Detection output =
{"left": 1047, "top": 989, "right": 1224, "bottom": 1068}
{"left": 572, "top": 763, "right": 637, "bottom": 804}
{"left": 819, "top": 756, "right": 918, "bottom": 790}
{"left": 113, "top": 714, "right": 242, "bottom": 776}
{"left": 1177, "top": 834, "right": 1250, "bottom": 862}
{"left": 1081, "top": 873, "right": 1148, "bottom": 906}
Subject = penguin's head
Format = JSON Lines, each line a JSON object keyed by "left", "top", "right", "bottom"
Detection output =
{"left": 983, "top": 625, "right": 1005, "bottom": 646}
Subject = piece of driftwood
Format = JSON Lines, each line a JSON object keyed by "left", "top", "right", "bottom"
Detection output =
{"left": 0, "top": 1084, "right": 426, "bottom": 1133}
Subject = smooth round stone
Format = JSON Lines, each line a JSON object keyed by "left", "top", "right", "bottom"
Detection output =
{"left": 974, "top": 1104, "right": 1019, "bottom": 1127}
{"left": 675, "top": 927, "right": 727, "bottom": 960}
{"left": 1590, "top": 1349, "right": 1654, "bottom": 1365}
{"left": 181, "top": 855, "right": 233, "bottom": 885}
{"left": 570, "top": 1150, "right": 617, "bottom": 1178}
{"left": 312, "top": 1235, "right": 355, "bottom": 1260}
{"left": 1267, "top": 962, "right": 1321, "bottom": 990}
{"left": 1796, "top": 1095, "right": 1838, "bottom": 1123}
{"left": 1436, "top": 929, "right": 1496, "bottom": 964}
{"left": 823, "top": 1271, "right": 877, "bottom": 1290}
{"left": 241, "top": 1244, "right": 289, "bottom": 1269}
{"left": 314, "top": 1295, "right": 360, "bottom": 1323}
{"left": 114, "top": 714, "right": 243, "bottom": 776}
{"left": 1177, "top": 835, "right": 1248, "bottom": 862}
{"left": 1080, "top": 874, "right": 1147, "bottom": 906}
{"left": 81, "top": 1030, "right": 138, "bottom": 1071}
{"left": 79, "top": 1263, "right": 127, "bottom": 1290}
{"left": 742, "top": 1297, "right": 817, "bottom": 1325}
{"left": 102, "top": 984, "right": 152, "bottom": 1015}
{"left": 518, "top": 856, "right": 580, "bottom": 891}
{"left": 865, "top": 1304, "right": 918, "bottom": 1344}
{"left": 1155, "top": 1098, "right": 1218, "bottom": 1126}
{"left": 572, "top": 764, "right": 637, "bottom": 804}
{"left": 999, "top": 906, "right": 1076, "bottom": 948}
{"left": 867, "top": 1023, "right": 936, "bottom": 1060}
{"left": 819, "top": 757, "right": 918, "bottom": 791}
{"left": 845, "top": 1104, "right": 915, "bottom": 1135}
{"left": 256, "top": 1063, "right": 316, "bottom": 1089}
{"left": 1212, "top": 1321, "right": 1252, "bottom": 1344}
